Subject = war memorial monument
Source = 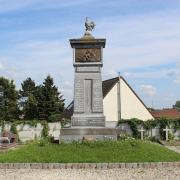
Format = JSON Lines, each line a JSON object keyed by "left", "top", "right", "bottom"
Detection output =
{"left": 60, "top": 18, "right": 117, "bottom": 141}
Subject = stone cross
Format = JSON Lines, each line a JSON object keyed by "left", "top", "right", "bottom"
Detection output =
{"left": 163, "top": 126, "right": 171, "bottom": 141}
{"left": 138, "top": 127, "right": 145, "bottom": 140}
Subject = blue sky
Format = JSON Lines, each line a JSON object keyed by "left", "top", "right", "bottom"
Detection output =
{"left": 0, "top": 0, "right": 180, "bottom": 108}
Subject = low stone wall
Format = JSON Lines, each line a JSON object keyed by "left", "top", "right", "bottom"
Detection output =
{"left": 1, "top": 122, "right": 180, "bottom": 142}
{"left": 118, "top": 123, "right": 180, "bottom": 140}
{"left": 0, "top": 162, "right": 179, "bottom": 169}
{"left": 0, "top": 123, "right": 61, "bottom": 142}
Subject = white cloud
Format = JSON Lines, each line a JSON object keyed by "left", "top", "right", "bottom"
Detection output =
{"left": 94, "top": 10, "right": 180, "bottom": 72}
{"left": 140, "top": 85, "right": 157, "bottom": 97}
{"left": 166, "top": 69, "right": 178, "bottom": 77}
{"left": 173, "top": 78, "right": 180, "bottom": 84}
{"left": 166, "top": 61, "right": 180, "bottom": 84}
{"left": 0, "top": 59, "right": 22, "bottom": 82}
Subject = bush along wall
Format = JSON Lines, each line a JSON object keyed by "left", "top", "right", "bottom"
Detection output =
{"left": 117, "top": 118, "right": 180, "bottom": 140}
{"left": 41, "top": 121, "right": 49, "bottom": 138}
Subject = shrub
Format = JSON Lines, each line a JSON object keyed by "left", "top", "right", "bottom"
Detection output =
{"left": 38, "top": 138, "right": 49, "bottom": 147}
{"left": 1, "top": 139, "right": 9, "bottom": 144}
{"left": 168, "top": 132, "right": 174, "bottom": 141}
{"left": 61, "top": 118, "right": 71, "bottom": 128}
{"left": 145, "top": 136, "right": 160, "bottom": 143}
{"left": 118, "top": 132, "right": 132, "bottom": 140}
{"left": 10, "top": 123, "right": 18, "bottom": 135}
{"left": 48, "top": 114, "right": 61, "bottom": 122}
{"left": 41, "top": 121, "right": 49, "bottom": 138}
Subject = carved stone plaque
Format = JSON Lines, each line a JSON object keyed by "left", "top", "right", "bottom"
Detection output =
{"left": 75, "top": 48, "right": 101, "bottom": 62}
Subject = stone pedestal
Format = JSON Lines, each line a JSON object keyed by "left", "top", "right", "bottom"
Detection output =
{"left": 60, "top": 127, "right": 117, "bottom": 141}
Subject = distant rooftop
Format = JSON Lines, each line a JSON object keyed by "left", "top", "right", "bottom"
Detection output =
{"left": 151, "top": 108, "right": 180, "bottom": 119}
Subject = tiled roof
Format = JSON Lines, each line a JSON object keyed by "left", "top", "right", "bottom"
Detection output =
{"left": 102, "top": 77, "right": 119, "bottom": 98}
{"left": 151, "top": 109, "right": 180, "bottom": 119}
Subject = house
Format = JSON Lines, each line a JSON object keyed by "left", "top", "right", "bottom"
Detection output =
{"left": 151, "top": 108, "right": 180, "bottom": 119}
{"left": 65, "top": 76, "right": 154, "bottom": 127}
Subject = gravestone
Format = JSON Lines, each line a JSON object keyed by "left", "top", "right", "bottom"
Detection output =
{"left": 60, "top": 18, "right": 117, "bottom": 141}
{"left": 163, "top": 126, "right": 171, "bottom": 141}
{"left": 138, "top": 127, "right": 145, "bottom": 140}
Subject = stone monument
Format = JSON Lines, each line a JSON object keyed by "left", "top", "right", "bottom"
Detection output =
{"left": 71, "top": 17, "right": 105, "bottom": 126}
{"left": 60, "top": 18, "right": 117, "bottom": 141}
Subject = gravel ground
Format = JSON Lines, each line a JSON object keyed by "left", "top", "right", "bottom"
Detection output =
{"left": 0, "top": 167, "right": 179, "bottom": 180}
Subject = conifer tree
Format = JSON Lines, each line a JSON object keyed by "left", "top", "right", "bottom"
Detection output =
{"left": 20, "top": 77, "right": 36, "bottom": 97}
{"left": 19, "top": 77, "right": 38, "bottom": 119}
{"left": 36, "top": 75, "right": 65, "bottom": 120}
{"left": 173, "top": 100, "right": 180, "bottom": 109}
{"left": 0, "top": 77, "right": 18, "bottom": 121}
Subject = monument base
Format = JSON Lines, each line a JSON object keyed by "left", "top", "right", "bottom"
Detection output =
{"left": 59, "top": 127, "right": 117, "bottom": 142}
{"left": 71, "top": 114, "right": 105, "bottom": 127}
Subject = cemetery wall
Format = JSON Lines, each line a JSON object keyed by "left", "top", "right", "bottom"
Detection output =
{"left": 118, "top": 123, "right": 180, "bottom": 140}
{"left": 0, "top": 122, "right": 61, "bottom": 142}
{"left": 0, "top": 121, "right": 179, "bottom": 141}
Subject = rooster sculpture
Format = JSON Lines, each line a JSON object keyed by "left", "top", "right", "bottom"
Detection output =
{"left": 85, "top": 17, "right": 95, "bottom": 35}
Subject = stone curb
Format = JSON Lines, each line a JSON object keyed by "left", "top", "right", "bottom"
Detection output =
{"left": 0, "top": 162, "right": 179, "bottom": 169}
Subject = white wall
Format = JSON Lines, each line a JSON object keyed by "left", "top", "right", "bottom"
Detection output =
{"left": 120, "top": 78, "right": 154, "bottom": 121}
{"left": 118, "top": 123, "right": 180, "bottom": 140}
{"left": 103, "top": 83, "right": 118, "bottom": 122}
{"left": 0, "top": 122, "right": 61, "bottom": 142}
{"left": 103, "top": 78, "right": 154, "bottom": 126}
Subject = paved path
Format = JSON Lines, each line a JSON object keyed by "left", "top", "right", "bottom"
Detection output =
{"left": 0, "top": 167, "right": 179, "bottom": 180}
{"left": 165, "top": 146, "right": 180, "bottom": 154}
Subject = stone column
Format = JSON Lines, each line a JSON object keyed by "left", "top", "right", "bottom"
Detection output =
{"left": 70, "top": 37, "right": 106, "bottom": 127}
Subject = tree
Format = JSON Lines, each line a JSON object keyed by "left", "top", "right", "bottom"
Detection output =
{"left": 0, "top": 77, "right": 18, "bottom": 121}
{"left": 36, "top": 75, "right": 65, "bottom": 120}
{"left": 20, "top": 77, "right": 36, "bottom": 97}
{"left": 173, "top": 101, "right": 180, "bottom": 109}
{"left": 19, "top": 78, "right": 38, "bottom": 119}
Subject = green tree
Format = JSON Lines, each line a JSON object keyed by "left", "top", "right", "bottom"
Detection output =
{"left": 36, "top": 75, "right": 65, "bottom": 120}
{"left": 173, "top": 100, "right": 180, "bottom": 109}
{"left": 0, "top": 77, "right": 18, "bottom": 121}
{"left": 20, "top": 77, "right": 36, "bottom": 97}
{"left": 19, "top": 78, "right": 38, "bottom": 119}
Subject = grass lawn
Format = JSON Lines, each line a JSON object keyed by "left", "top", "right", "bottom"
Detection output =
{"left": 0, "top": 140, "right": 179, "bottom": 163}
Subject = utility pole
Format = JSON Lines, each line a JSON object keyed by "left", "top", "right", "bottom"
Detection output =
{"left": 117, "top": 72, "right": 121, "bottom": 121}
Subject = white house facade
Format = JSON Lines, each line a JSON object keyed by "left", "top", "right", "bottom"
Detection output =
{"left": 103, "top": 77, "right": 154, "bottom": 127}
